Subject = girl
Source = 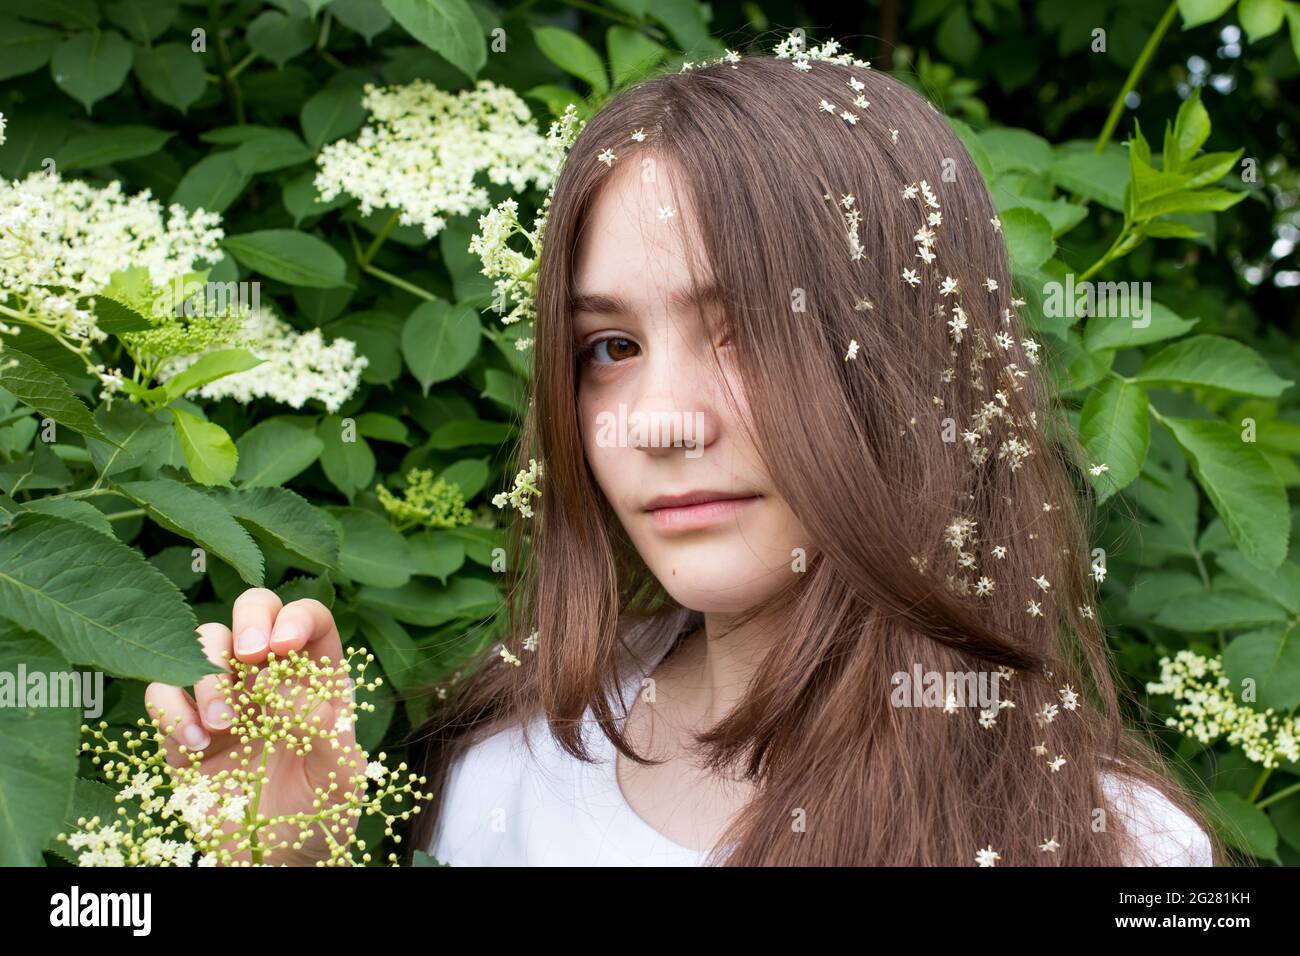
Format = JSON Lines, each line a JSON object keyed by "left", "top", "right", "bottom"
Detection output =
{"left": 150, "top": 47, "right": 1221, "bottom": 867}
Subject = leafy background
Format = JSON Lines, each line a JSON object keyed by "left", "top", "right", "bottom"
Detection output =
{"left": 0, "top": 0, "right": 1298, "bottom": 866}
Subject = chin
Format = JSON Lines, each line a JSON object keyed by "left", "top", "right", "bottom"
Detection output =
{"left": 642, "top": 540, "right": 797, "bottom": 615}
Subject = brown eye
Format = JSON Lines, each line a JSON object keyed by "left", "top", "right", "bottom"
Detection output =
{"left": 589, "top": 337, "right": 640, "bottom": 364}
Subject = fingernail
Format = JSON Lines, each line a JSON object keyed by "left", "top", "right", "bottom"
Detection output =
{"left": 183, "top": 721, "right": 210, "bottom": 750}
{"left": 235, "top": 627, "right": 267, "bottom": 656}
{"left": 271, "top": 622, "right": 303, "bottom": 645}
{"left": 206, "top": 700, "right": 233, "bottom": 730}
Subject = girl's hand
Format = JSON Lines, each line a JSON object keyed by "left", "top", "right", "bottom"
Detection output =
{"left": 144, "top": 587, "right": 363, "bottom": 866}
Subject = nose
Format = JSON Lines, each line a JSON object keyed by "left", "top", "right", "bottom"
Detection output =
{"left": 626, "top": 339, "right": 720, "bottom": 459}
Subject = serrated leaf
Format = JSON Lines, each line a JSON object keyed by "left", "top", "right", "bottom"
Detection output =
{"left": 0, "top": 346, "right": 111, "bottom": 444}
{"left": 234, "top": 418, "right": 324, "bottom": 487}
{"left": 205, "top": 485, "right": 340, "bottom": 571}
{"left": 1078, "top": 378, "right": 1149, "bottom": 502}
{"left": 170, "top": 406, "right": 237, "bottom": 486}
{"left": 115, "top": 478, "right": 265, "bottom": 585}
{"left": 0, "top": 626, "right": 81, "bottom": 866}
{"left": 0, "top": 512, "right": 216, "bottom": 684}
{"left": 1135, "top": 335, "right": 1294, "bottom": 397}
{"left": 380, "top": 0, "right": 486, "bottom": 81}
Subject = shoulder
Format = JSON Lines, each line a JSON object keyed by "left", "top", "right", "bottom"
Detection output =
{"left": 426, "top": 717, "right": 543, "bottom": 866}
{"left": 1099, "top": 771, "right": 1214, "bottom": 866}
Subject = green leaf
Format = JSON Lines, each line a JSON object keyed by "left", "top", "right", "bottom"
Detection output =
{"left": 131, "top": 46, "right": 202, "bottom": 113}
{"left": 331, "top": 0, "right": 393, "bottom": 43}
{"left": 427, "top": 418, "right": 514, "bottom": 449}
{"left": 105, "top": 0, "right": 177, "bottom": 43}
{"left": 1214, "top": 551, "right": 1300, "bottom": 616}
{"left": 1160, "top": 416, "right": 1290, "bottom": 570}
{"left": 401, "top": 299, "right": 482, "bottom": 394}
{"left": 21, "top": 496, "right": 114, "bottom": 538}
{"left": 157, "top": 348, "right": 265, "bottom": 403}
{"left": 234, "top": 418, "right": 324, "bottom": 486}
{"left": 606, "top": 26, "right": 665, "bottom": 87}
{"left": 333, "top": 506, "right": 412, "bottom": 587}
{"left": 0, "top": 441, "right": 72, "bottom": 495}
{"left": 355, "top": 575, "right": 500, "bottom": 626}
{"left": 115, "top": 478, "right": 265, "bottom": 586}
{"left": 222, "top": 229, "right": 349, "bottom": 288}
{"left": 355, "top": 608, "right": 425, "bottom": 688}
{"left": 1239, "top": 0, "right": 1285, "bottom": 41}
{"left": 47, "top": 777, "right": 144, "bottom": 866}
{"left": 84, "top": 401, "right": 180, "bottom": 480}
{"left": 247, "top": 10, "right": 316, "bottom": 68}
{"left": 318, "top": 415, "right": 375, "bottom": 500}
{"left": 438, "top": 457, "right": 489, "bottom": 499}
{"left": 0, "top": 512, "right": 216, "bottom": 684}
{"left": 998, "top": 207, "right": 1054, "bottom": 271}
{"left": 1177, "top": 0, "right": 1236, "bottom": 28}
{"left": 51, "top": 29, "right": 134, "bottom": 113}
{"left": 1083, "top": 300, "right": 1199, "bottom": 351}
{"left": 1208, "top": 792, "right": 1278, "bottom": 862}
{"left": 1223, "top": 624, "right": 1300, "bottom": 712}
{"left": 0, "top": 346, "right": 110, "bottom": 444}
{"left": 0, "top": 17, "right": 62, "bottom": 82}
{"left": 56, "top": 125, "right": 174, "bottom": 170}
{"left": 1048, "top": 146, "right": 1130, "bottom": 211}
{"left": 530, "top": 26, "right": 611, "bottom": 92}
{"left": 407, "top": 530, "right": 464, "bottom": 582}
{"left": 1153, "top": 587, "right": 1291, "bottom": 631}
{"left": 0, "top": 626, "right": 81, "bottom": 866}
{"left": 1135, "top": 335, "right": 1294, "bottom": 397}
{"left": 1078, "top": 378, "right": 1149, "bottom": 503}
{"left": 170, "top": 152, "right": 252, "bottom": 214}
{"left": 204, "top": 485, "right": 340, "bottom": 571}
{"left": 301, "top": 84, "right": 368, "bottom": 149}
{"left": 232, "top": 130, "right": 314, "bottom": 174}
{"left": 355, "top": 412, "right": 409, "bottom": 443}
{"left": 380, "top": 0, "right": 487, "bottom": 81}
{"left": 170, "top": 406, "right": 238, "bottom": 486}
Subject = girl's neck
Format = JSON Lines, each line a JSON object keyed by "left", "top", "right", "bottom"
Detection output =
{"left": 667, "top": 611, "right": 783, "bottom": 726}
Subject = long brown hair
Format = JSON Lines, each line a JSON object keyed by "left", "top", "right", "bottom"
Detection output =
{"left": 407, "top": 54, "right": 1225, "bottom": 866}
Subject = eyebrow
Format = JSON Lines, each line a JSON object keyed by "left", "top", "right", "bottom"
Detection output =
{"left": 571, "top": 280, "right": 724, "bottom": 316}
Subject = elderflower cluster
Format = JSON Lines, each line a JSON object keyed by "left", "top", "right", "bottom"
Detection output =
{"left": 0, "top": 173, "right": 223, "bottom": 350}
{"left": 154, "top": 306, "right": 368, "bottom": 412}
{"left": 376, "top": 467, "right": 474, "bottom": 531}
{"left": 59, "top": 647, "right": 431, "bottom": 866}
{"left": 1146, "top": 649, "right": 1300, "bottom": 768}
{"left": 315, "top": 80, "right": 564, "bottom": 239}
{"left": 771, "top": 32, "right": 872, "bottom": 70}
{"left": 492, "top": 458, "right": 544, "bottom": 518}
{"left": 470, "top": 104, "right": 584, "bottom": 338}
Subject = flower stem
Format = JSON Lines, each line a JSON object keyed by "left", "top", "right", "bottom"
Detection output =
{"left": 360, "top": 262, "right": 437, "bottom": 301}
{"left": 360, "top": 210, "right": 400, "bottom": 266}
{"left": 1096, "top": 0, "right": 1179, "bottom": 152}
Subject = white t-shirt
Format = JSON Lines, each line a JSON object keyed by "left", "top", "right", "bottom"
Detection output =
{"left": 427, "top": 609, "right": 1213, "bottom": 866}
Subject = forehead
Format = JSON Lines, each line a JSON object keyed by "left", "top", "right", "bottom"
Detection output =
{"left": 572, "top": 153, "right": 705, "bottom": 302}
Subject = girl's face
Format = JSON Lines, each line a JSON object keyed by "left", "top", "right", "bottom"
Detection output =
{"left": 573, "top": 154, "right": 808, "bottom": 613}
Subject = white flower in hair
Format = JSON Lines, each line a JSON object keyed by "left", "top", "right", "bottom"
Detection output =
{"left": 990, "top": 216, "right": 1002, "bottom": 232}
{"left": 847, "top": 77, "right": 865, "bottom": 92}
{"left": 890, "top": 129, "right": 899, "bottom": 143}
{"left": 819, "top": 99, "right": 838, "bottom": 114}
{"left": 854, "top": 95, "right": 870, "bottom": 109}
{"left": 1058, "top": 684, "right": 1079, "bottom": 710}
{"left": 597, "top": 149, "right": 616, "bottom": 166}
{"left": 979, "top": 708, "right": 998, "bottom": 729}
{"left": 1033, "top": 575, "right": 1050, "bottom": 591}
{"left": 984, "top": 277, "right": 998, "bottom": 292}
{"left": 1088, "top": 462, "right": 1109, "bottom": 476}
{"left": 1048, "top": 755, "right": 1067, "bottom": 772}
{"left": 657, "top": 206, "right": 675, "bottom": 221}
{"left": 844, "top": 339, "right": 859, "bottom": 361}
{"left": 840, "top": 111, "right": 858, "bottom": 125}
{"left": 901, "top": 268, "right": 920, "bottom": 287}
{"left": 1026, "top": 599, "right": 1043, "bottom": 617}
{"left": 901, "top": 183, "right": 918, "bottom": 200}
{"left": 975, "top": 846, "right": 1001, "bottom": 867}
{"left": 991, "top": 545, "right": 1007, "bottom": 559}
{"left": 1039, "top": 837, "right": 1060, "bottom": 852}
{"left": 1037, "top": 702, "right": 1059, "bottom": 725}
{"left": 631, "top": 128, "right": 647, "bottom": 142}
{"left": 939, "top": 276, "right": 959, "bottom": 296}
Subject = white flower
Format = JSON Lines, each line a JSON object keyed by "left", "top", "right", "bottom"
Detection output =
{"left": 1048, "top": 755, "right": 1067, "bottom": 772}
{"left": 365, "top": 760, "right": 388, "bottom": 782}
{"left": 938, "top": 275, "right": 959, "bottom": 296}
{"left": 901, "top": 268, "right": 920, "bottom": 287}
{"left": 990, "top": 216, "right": 1002, "bottom": 233}
{"left": 1059, "top": 684, "right": 1080, "bottom": 710}
{"left": 1033, "top": 574, "right": 1050, "bottom": 591}
{"left": 819, "top": 99, "right": 838, "bottom": 114}
{"left": 156, "top": 306, "right": 367, "bottom": 413}
{"left": 597, "top": 148, "right": 616, "bottom": 167}
{"left": 1088, "top": 462, "right": 1109, "bottom": 476}
{"left": 1039, "top": 837, "right": 1060, "bottom": 852}
{"left": 844, "top": 339, "right": 859, "bottom": 361}
{"left": 840, "top": 111, "right": 858, "bottom": 125}
{"left": 975, "top": 845, "right": 1001, "bottom": 867}
{"left": 630, "top": 128, "right": 646, "bottom": 142}
{"left": 0, "top": 173, "right": 223, "bottom": 346}
{"left": 657, "top": 205, "right": 676, "bottom": 221}
{"left": 314, "top": 79, "right": 562, "bottom": 239}
{"left": 984, "top": 277, "right": 998, "bottom": 292}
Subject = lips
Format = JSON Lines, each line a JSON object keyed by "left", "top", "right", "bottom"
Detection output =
{"left": 644, "top": 490, "right": 761, "bottom": 531}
